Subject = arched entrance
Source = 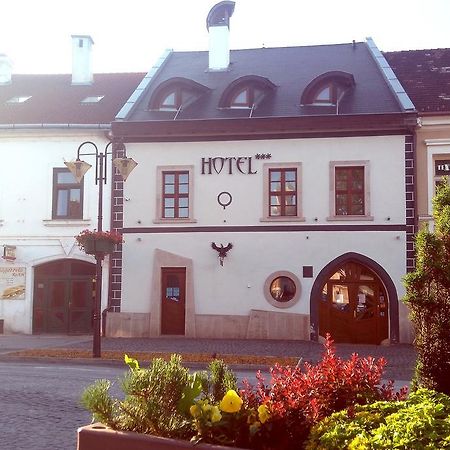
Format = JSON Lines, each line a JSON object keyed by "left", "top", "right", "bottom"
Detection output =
{"left": 33, "top": 259, "right": 95, "bottom": 334}
{"left": 310, "top": 253, "right": 399, "bottom": 345}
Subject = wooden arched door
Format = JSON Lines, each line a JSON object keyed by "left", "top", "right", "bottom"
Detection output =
{"left": 319, "top": 261, "right": 388, "bottom": 344}
{"left": 33, "top": 259, "right": 95, "bottom": 334}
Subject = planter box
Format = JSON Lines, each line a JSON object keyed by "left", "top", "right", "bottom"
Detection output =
{"left": 77, "top": 423, "right": 249, "bottom": 450}
{"left": 83, "top": 239, "right": 115, "bottom": 255}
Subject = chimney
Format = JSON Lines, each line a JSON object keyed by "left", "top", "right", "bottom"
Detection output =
{"left": 207, "top": 1, "right": 235, "bottom": 71}
{"left": 0, "top": 54, "right": 12, "bottom": 85}
{"left": 71, "top": 35, "right": 94, "bottom": 85}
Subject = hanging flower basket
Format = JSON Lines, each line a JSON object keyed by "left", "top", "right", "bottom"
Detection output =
{"left": 75, "top": 229, "right": 123, "bottom": 255}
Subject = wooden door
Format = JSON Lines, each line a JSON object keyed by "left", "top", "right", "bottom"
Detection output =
{"left": 161, "top": 268, "right": 186, "bottom": 335}
{"left": 319, "top": 262, "right": 388, "bottom": 344}
{"left": 33, "top": 260, "right": 95, "bottom": 334}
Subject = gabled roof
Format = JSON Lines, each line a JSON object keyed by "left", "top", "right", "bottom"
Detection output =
{"left": 384, "top": 48, "right": 450, "bottom": 114}
{"left": 0, "top": 73, "right": 145, "bottom": 126}
{"left": 123, "top": 42, "right": 406, "bottom": 123}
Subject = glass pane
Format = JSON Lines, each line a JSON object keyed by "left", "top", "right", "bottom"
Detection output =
{"left": 285, "top": 205, "right": 296, "bottom": 215}
{"left": 164, "top": 208, "right": 174, "bottom": 218}
{"left": 316, "top": 86, "right": 331, "bottom": 101}
{"left": 285, "top": 170, "right": 296, "bottom": 182}
{"left": 164, "top": 198, "right": 175, "bottom": 207}
{"left": 162, "top": 92, "right": 176, "bottom": 106}
{"left": 270, "top": 276, "right": 296, "bottom": 302}
{"left": 179, "top": 184, "right": 189, "bottom": 194}
{"left": 179, "top": 197, "right": 188, "bottom": 208}
{"left": 57, "top": 171, "right": 77, "bottom": 184}
{"left": 164, "top": 184, "right": 175, "bottom": 194}
{"left": 332, "top": 285, "right": 349, "bottom": 304}
{"left": 355, "top": 285, "right": 375, "bottom": 320}
{"left": 285, "top": 181, "right": 296, "bottom": 192}
{"left": 270, "top": 171, "right": 281, "bottom": 182}
{"left": 270, "top": 182, "right": 281, "bottom": 192}
{"left": 68, "top": 189, "right": 82, "bottom": 218}
{"left": 270, "top": 195, "right": 280, "bottom": 206}
{"left": 270, "top": 206, "right": 280, "bottom": 216}
{"left": 178, "top": 208, "right": 189, "bottom": 218}
{"left": 351, "top": 195, "right": 364, "bottom": 214}
{"left": 285, "top": 195, "right": 296, "bottom": 206}
{"left": 56, "top": 190, "right": 69, "bottom": 216}
{"left": 232, "top": 89, "right": 248, "bottom": 105}
{"left": 336, "top": 194, "right": 348, "bottom": 215}
{"left": 164, "top": 174, "right": 175, "bottom": 184}
{"left": 321, "top": 284, "right": 327, "bottom": 302}
{"left": 179, "top": 173, "right": 189, "bottom": 184}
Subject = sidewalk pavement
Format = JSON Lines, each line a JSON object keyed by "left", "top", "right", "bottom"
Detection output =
{"left": 0, "top": 334, "right": 416, "bottom": 382}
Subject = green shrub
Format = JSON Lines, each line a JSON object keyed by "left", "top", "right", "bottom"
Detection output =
{"left": 305, "top": 388, "right": 450, "bottom": 449}
{"left": 403, "top": 180, "right": 450, "bottom": 395}
{"left": 80, "top": 354, "right": 237, "bottom": 440}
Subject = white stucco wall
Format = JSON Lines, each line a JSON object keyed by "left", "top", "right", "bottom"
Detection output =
{"left": 119, "top": 135, "right": 410, "bottom": 340}
{"left": 0, "top": 129, "right": 112, "bottom": 333}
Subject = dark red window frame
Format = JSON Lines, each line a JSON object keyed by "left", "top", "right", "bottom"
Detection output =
{"left": 162, "top": 171, "right": 189, "bottom": 219}
{"left": 335, "top": 166, "right": 365, "bottom": 216}
{"left": 52, "top": 168, "right": 83, "bottom": 220}
{"left": 269, "top": 168, "right": 297, "bottom": 217}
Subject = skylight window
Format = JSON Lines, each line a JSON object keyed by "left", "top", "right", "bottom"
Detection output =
{"left": 7, "top": 96, "right": 31, "bottom": 104}
{"left": 81, "top": 95, "right": 104, "bottom": 104}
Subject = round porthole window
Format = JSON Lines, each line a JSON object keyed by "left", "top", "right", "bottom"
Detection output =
{"left": 270, "top": 276, "right": 296, "bottom": 302}
{"left": 264, "top": 271, "right": 301, "bottom": 308}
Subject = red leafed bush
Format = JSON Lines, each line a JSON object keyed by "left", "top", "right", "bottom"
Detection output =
{"left": 241, "top": 334, "right": 407, "bottom": 449}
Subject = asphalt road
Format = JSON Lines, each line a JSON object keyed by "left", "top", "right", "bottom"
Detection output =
{"left": 0, "top": 362, "right": 127, "bottom": 450}
{"left": 0, "top": 361, "right": 267, "bottom": 450}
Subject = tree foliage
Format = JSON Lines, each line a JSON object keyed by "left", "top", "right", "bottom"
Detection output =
{"left": 403, "top": 180, "right": 450, "bottom": 394}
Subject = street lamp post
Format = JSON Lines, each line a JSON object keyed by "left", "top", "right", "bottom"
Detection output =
{"left": 65, "top": 141, "right": 137, "bottom": 358}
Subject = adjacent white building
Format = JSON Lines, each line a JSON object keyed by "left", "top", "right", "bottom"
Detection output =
{"left": 0, "top": 36, "right": 143, "bottom": 334}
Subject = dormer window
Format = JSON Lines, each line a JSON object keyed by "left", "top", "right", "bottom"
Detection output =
{"left": 219, "top": 75, "right": 276, "bottom": 109}
{"left": 230, "top": 86, "right": 265, "bottom": 109}
{"left": 312, "top": 83, "right": 347, "bottom": 105}
{"left": 149, "top": 77, "right": 210, "bottom": 112}
{"left": 301, "top": 71, "right": 355, "bottom": 107}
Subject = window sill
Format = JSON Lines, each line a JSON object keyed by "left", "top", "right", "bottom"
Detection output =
{"left": 260, "top": 217, "right": 306, "bottom": 222}
{"left": 43, "top": 219, "right": 92, "bottom": 227}
{"left": 326, "top": 215, "right": 374, "bottom": 222}
{"left": 153, "top": 218, "right": 198, "bottom": 224}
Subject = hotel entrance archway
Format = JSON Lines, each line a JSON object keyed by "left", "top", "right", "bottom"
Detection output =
{"left": 310, "top": 253, "right": 399, "bottom": 345}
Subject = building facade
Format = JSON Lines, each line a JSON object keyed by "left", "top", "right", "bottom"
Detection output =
{"left": 0, "top": 36, "right": 143, "bottom": 334}
{"left": 385, "top": 49, "right": 450, "bottom": 230}
{"left": 107, "top": 2, "right": 417, "bottom": 344}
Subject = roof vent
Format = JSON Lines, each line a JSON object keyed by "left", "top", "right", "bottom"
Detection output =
{"left": 206, "top": 1, "right": 235, "bottom": 71}
{"left": 71, "top": 35, "right": 94, "bottom": 85}
{"left": 0, "top": 54, "right": 12, "bottom": 85}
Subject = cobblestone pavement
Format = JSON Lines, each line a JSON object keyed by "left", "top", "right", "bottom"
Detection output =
{"left": 0, "top": 334, "right": 416, "bottom": 380}
{"left": 63, "top": 336, "right": 416, "bottom": 381}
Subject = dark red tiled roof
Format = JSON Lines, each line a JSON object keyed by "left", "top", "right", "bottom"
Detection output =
{"left": 384, "top": 49, "right": 450, "bottom": 114}
{"left": 0, "top": 73, "right": 145, "bottom": 125}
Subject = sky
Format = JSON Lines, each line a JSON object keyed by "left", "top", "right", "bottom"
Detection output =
{"left": 1, "top": 0, "right": 449, "bottom": 74}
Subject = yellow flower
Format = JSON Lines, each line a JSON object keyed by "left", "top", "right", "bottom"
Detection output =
{"left": 257, "top": 404, "right": 270, "bottom": 424}
{"left": 190, "top": 404, "right": 202, "bottom": 418}
{"left": 219, "top": 389, "right": 243, "bottom": 413}
{"left": 210, "top": 405, "right": 222, "bottom": 423}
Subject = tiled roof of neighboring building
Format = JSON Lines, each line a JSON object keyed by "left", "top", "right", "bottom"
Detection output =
{"left": 0, "top": 72, "right": 145, "bottom": 125}
{"left": 384, "top": 49, "right": 450, "bottom": 114}
{"left": 126, "top": 42, "right": 404, "bottom": 122}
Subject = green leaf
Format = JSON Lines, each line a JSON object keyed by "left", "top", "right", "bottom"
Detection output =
{"left": 124, "top": 354, "right": 140, "bottom": 371}
{"left": 178, "top": 372, "right": 203, "bottom": 413}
